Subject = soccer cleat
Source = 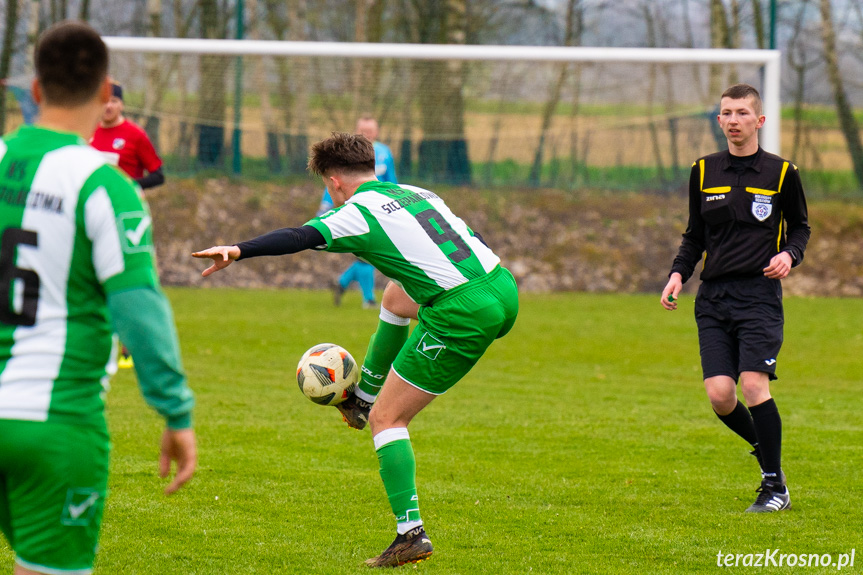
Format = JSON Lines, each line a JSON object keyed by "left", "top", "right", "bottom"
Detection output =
{"left": 364, "top": 526, "right": 433, "bottom": 568}
{"left": 333, "top": 282, "right": 346, "bottom": 306}
{"left": 118, "top": 353, "right": 134, "bottom": 369}
{"left": 745, "top": 478, "right": 791, "bottom": 513}
{"left": 335, "top": 394, "right": 373, "bottom": 430}
{"left": 362, "top": 299, "right": 378, "bottom": 310}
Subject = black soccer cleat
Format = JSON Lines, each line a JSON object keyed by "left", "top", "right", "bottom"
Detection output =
{"left": 364, "top": 526, "right": 433, "bottom": 568}
{"left": 745, "top": 477, "right": 791, "bottom": 513}
{"left": 335, "top": 394, "right": 372, "bottom": 430}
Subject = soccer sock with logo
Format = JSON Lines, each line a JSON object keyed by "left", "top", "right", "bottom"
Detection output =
{"left": 374, "top": 428, "right": 423, "bottom": 534}
{"left": 715, "top": 400, "right": 759, "bottom": 447}
{"left": 748, "top": 398, "right": 783, "bottom": 485}
{"left": 356, "top": 307, "right": 410, "bottom": 402}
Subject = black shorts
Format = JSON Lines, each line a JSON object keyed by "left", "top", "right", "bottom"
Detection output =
{"left": 695, "top": 276, "right": 784, "bottom": 381}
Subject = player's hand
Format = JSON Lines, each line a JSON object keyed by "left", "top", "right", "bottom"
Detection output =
{"left": 763, "top": 251, "right": 793, "bottom": 279}
{"left": 160, "top": 428, "right": 197, "bottom": 495}
{"left": 192, "top": 245, "right": 241, "bottom": 277}
{"left": 661, "top": 273, "right": 683, "bottom": 310}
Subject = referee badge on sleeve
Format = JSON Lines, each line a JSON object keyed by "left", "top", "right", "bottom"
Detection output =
{"left": 751, "top": 195, "right": 773, "bottom": 222}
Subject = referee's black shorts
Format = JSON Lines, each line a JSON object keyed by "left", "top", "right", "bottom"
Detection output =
{"left": 695, "top": 276, "right": 784, "bottom": 381}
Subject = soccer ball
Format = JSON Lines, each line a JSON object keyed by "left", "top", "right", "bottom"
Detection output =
{"left": 296, "top": 343, "right": 358, "bottom": 406}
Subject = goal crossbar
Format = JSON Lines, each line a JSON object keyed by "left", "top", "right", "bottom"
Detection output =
{"left": 102, "top": 37, "right": 782, "bottom": 154}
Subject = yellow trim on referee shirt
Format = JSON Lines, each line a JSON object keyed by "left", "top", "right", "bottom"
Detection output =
{"left": 745, "top": 187, "right": 777, "bottom": 195}
{"left": 698, "top": 157, "right": 731, "bottom": 194}
{"left": 778, "top": 161, "right": 789, "bottom": 193}
{"left": 775, "top": 162, "right": 789, "bottom": 252}
{"left": 777, "top": 212, "right": 784, "bottom": 252}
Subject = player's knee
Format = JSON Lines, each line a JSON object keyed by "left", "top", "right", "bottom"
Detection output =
{"left": 382, "top": 282, "right": 417, "bottom": 319}
{"left": 704, "top": 381, "right": 737, "bottom": 413}
{"left": 369, "top": 406, "right": 381, "bottom": 434}
{"left": 368, "top": 404, "right": 392, "bottom": 435}
{"left": 704, "top": 376, "right": 737, "bottom": 415}
{"left": 740, "top": 373, "right": 771, "bottom": 405}
{"left": 381, "top": 282, "right": 401, "bottom": 307}
{"left": 708, "top": 394, "right": 737, "bottom": 415}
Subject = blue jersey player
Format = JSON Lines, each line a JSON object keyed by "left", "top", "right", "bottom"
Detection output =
{"left": 319, "top": 116, "right": 397, "bottom": 308}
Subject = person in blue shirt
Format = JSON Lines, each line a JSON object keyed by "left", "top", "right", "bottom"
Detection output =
{"left": 318, "top": 115, "right": 398, "bottom": 308}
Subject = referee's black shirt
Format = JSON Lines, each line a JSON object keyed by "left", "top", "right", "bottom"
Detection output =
{"left": 670, "top": 147, "right": 811, "bottom": 283}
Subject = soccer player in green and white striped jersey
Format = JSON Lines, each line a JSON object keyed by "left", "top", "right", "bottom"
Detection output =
{"left": 193, "top": 132, "right": 519, "bottom": 568}
{"left": 0, "top": 22, "right": 196, "bottom": 575}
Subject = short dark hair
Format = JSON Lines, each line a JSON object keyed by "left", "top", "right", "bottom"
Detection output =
{"left": 720, "top": 83, "right": 762, "bottom": 115}
{"left": 35, "top": 21, "right": 108, "bottom": 107}
{"left": 307, "top": 132, "right": 375, "bottom": 177}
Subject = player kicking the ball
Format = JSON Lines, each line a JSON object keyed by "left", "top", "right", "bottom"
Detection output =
{"left": 193, "top": 132, "right": 519, "bottom": 567}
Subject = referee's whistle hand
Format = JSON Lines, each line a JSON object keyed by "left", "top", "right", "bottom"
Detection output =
{"left": 661, "top": 274, "right": 682, "bottom": 311}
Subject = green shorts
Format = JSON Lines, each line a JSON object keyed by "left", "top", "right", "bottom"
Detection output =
{"left": 392, "top": 266, "right": 519, "bottom": 395}
{"left": 0, "top": 419, "right": 110, "bottom": 574}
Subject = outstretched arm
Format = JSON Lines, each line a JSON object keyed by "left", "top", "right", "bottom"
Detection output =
{"left": 193, "top": 226, "right": 327, "bottom": 277}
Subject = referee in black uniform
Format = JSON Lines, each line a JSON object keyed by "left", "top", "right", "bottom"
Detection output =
{"left": 661, "top": 84, "right": 810, "bottom": 513}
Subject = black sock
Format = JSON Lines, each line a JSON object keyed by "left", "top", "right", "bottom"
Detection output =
{"left": 749, "top": 398, "right": 783, "bottom": 481}
{"left": 715, "top": 400, "right": 758, "bottom": 446}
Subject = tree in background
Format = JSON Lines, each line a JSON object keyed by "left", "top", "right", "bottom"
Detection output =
{"left": 413, "top": 0, "right": 471, "bottom": 185}
{"left": 283, "top": 0, "right": 309, "bottom": 174}
{"left": 786, "top": 0, "right": 820, "bottom": 167}
{"left": 395, "top": 0, "right": 417, "bottom": 178}
{"left": 142, "top": 0, "right": 162, "bottom": 146}
{"left": 819, "top": 0, "right": 863, "bottom": 189}
{"left": 0, "top": 0, "right": 20, "bottom": 134}
{"left": 265, "top": 0, "right": 309, "bottom": 174}
{"left": 751, "top": 0, "right": 766, "bottom": 49}
{"left": 249, "top": 0, "right": 280, "bottom": 172}
{"left": 529, "top": 0, "right": 583, "bottom": 187}
{"left": 197, "top": 0, "right": 227, "bottom": 167}
{"left": 5, "top": 0, "right": 863, "bottom": 191}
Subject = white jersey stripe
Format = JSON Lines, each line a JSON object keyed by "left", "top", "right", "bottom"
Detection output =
{"left": 321, "top": 203, "right": 371, "bottom": 240}
{"left": 86, "top": 186, "right": 126, "bottom": 282}
{"left": 0, "top": 145, "right": 105, "bottom": 421}
{"left": 355, "top": 190, "right": 470, "bottom": 290}
{"left": 0, "top": 381, "right": 54, "bottom": 420}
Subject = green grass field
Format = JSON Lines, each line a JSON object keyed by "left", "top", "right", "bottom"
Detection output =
{"left": 2, "top": 288, "right": 861, "bottom": 574}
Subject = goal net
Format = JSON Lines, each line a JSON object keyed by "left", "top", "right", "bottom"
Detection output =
{"left": 103, "top": 38, "right": 780, "bottom": 191}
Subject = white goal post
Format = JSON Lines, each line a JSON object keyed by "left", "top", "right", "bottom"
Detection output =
{"left": 103, "top": 38, "right": 781, "bottom": 155}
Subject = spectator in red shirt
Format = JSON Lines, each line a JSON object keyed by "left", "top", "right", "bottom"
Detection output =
{"left": 91, "top": 82, "right": 165, "bottom": 189}
{"left": 92, "top": 82, "right": 166, "bottom": 369}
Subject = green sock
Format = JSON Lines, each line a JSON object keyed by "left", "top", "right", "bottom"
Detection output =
{"left": 375, "top": 428, "right": 422, "bottom": 533}
{"left": 357, "top": 308, "right": 410, "bottom": 401}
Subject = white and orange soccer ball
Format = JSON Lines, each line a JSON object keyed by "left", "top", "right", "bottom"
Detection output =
{"left": 296, "top": 343, "right": 358, "bottom": 406}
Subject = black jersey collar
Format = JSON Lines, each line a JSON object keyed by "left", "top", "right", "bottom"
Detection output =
{"left": 719, "top": 146, "right": 765, "bottom": 173}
